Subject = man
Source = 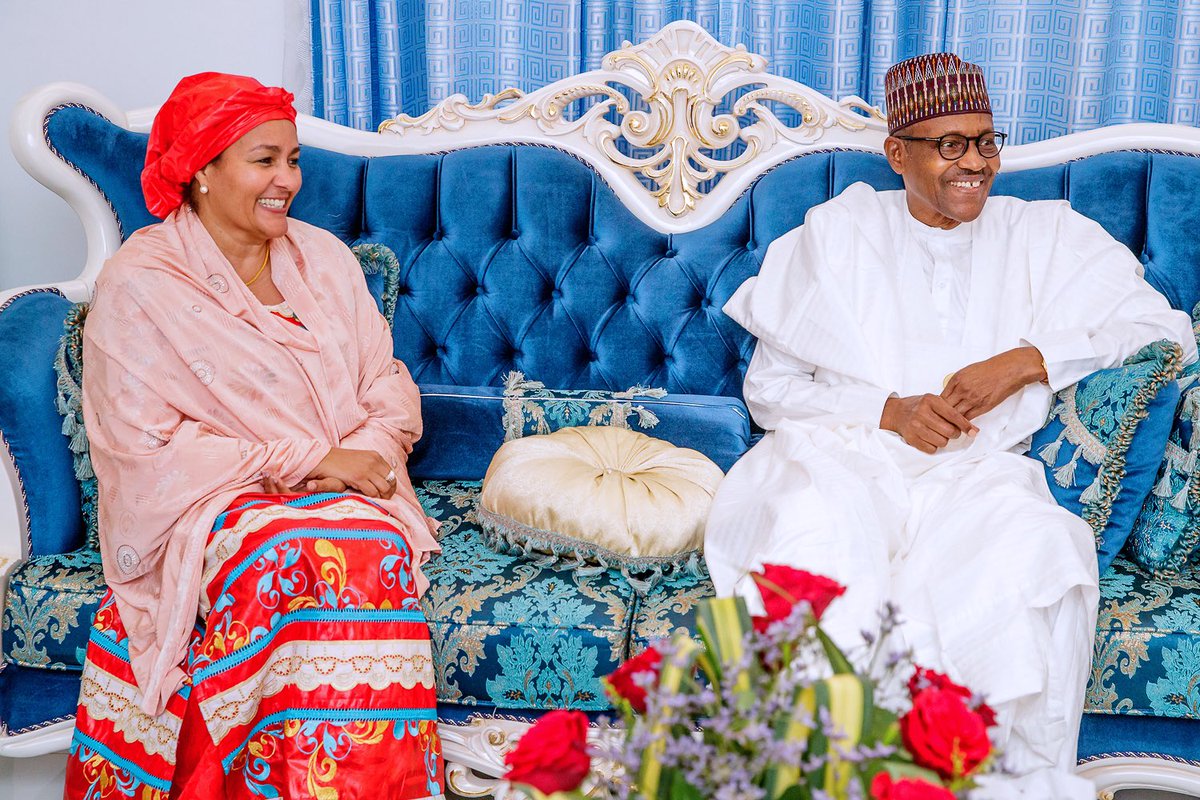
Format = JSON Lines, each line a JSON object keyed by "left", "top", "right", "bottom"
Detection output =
{"left": 704, "top": 53, "right": 1196, "bottom": 797}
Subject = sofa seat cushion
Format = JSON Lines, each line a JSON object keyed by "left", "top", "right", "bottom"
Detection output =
{"left": 1086, "top": 555, "right": 1200, "bottom": 719}
{"left": 2, "top": 548, "right": 105, "bottom": 671}
{"left": 628, "top": 564, "right": 714, "bottom": 653}
{"left": 417, "top": 479, "right": 632, "bottom": 711}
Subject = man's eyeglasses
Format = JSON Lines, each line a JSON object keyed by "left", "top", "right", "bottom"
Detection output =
{"left": 892, "top": 131, "right": 1008, "bottom": 160}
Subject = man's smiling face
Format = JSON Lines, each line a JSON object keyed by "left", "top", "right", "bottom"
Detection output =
{"left": 884, "top": 112, "right": 1000, "bottom": 229}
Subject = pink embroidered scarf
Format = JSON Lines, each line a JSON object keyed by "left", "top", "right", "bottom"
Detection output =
{"left": 82, "top": 207, "right": 439, "bottom": 715}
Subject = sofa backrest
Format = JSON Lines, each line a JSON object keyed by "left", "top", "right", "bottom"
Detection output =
{"left": 8, "top": 22, "right": 1200, "bottom": 558}
{"left": 40, "top": 106, "right": 1200, "bottom": 398}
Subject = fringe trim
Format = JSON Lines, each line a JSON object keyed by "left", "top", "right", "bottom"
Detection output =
{"left": 500, "top": 370, "right": 670, "bottom": 444}
{"left": 1082, "top": 339, "right": 1185, "bottom": 545}
{"left": 53, "top": 302, "right": 100, "bottom": 551}
{"left": 351, "top": 243, "right": 401, "bottom": 331}
{"left": 476, "top": 504, "right": 704, "bottom": 594}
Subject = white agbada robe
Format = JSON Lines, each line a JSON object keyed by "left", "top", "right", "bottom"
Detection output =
{"left": 705, "top": 182, "right": 1196, "bottom": 798}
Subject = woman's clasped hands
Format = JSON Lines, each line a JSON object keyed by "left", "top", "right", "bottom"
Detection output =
{"left": 261, "top": 447, "right": 399, "bottom": 498}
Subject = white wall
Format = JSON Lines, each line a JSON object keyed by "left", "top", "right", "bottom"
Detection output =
{"left": 0, "top": 0, "right": 307, "bottom": 291}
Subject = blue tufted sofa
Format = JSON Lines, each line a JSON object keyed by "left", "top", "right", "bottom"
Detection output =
{"left": 4, "top": 23, "right": 1200, "bottom": 796}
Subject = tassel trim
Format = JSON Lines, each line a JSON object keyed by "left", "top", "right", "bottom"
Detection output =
{"left": 501, "top": 370, "right": 670, "bottom": 443}
{"left": 476, "top": 504, "right": 704, "bottom": 594}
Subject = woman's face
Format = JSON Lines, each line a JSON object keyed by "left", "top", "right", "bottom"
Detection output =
{"left": 193, "top": 119, "right": 301, "bottom": 244}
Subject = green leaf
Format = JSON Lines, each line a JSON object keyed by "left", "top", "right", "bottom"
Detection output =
{"left": 871, "top": 759, "right": 945, "bottom": 785}
{"left": 638, "top": 634, "right": 701, "bottom": 799}
{"left": 815, "top": 627, "right": 854, "bottom": 675}
{"left": 695, "top": 596, "right": 756, "bottom": 691}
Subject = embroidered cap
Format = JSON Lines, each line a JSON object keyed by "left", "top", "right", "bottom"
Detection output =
{"left": 884, "top": 53, "right": 991, "bottom": 134}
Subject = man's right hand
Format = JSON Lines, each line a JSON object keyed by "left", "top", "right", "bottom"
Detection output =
{"left": 303, "top": 447, "right": 397, "bottom": 498}
{"left": 879, "top": 394, "right": 979, "bottom": 454}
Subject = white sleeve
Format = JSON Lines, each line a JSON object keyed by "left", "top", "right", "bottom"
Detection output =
{"left": 1022, "top": 208, "right": 1197, "bottom": 391}
{"left": 743, "top": 339, "right": 893, "bottom": 431}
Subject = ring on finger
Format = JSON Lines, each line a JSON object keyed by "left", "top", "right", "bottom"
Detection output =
{"left": 386, "top": 470, "right": 396, "bottom": 483}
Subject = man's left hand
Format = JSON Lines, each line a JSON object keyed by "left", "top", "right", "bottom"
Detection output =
{"left": 942, "top": 346, "right": 1047, "bottom": 420}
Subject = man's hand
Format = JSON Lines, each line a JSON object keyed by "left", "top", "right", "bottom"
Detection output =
{"left": 941, "top": 346, "right": 1047, "bottom": 420}
{"left": 880, "top": 394, "right": 977, "bottom": 454}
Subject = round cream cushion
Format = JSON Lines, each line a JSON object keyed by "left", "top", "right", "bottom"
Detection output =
{"left": 478, "top": 426, "right": 724, "bottom": 576}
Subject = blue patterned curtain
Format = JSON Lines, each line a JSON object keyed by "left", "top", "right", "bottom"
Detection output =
{"left": 311, "top": 0, "right": 1200, "bottom": 143}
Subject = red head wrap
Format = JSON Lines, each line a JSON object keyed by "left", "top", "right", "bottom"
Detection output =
{"left": 141, "top": 72, "right": 297, "bottom": 218}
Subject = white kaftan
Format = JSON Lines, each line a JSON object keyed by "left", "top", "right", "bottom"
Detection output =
{"left": 705, "top": 182, "right": 1196, "bottom": 798}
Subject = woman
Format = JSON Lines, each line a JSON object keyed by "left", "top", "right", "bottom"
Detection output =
{"left": 63, "top": 72, "right": 444, "bottom": 799}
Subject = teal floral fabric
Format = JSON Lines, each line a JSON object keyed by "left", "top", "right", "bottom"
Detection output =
{"left": 416, "top": 479, "right": 713, "bottom": 710}
{"left": 502, "top": 371, "right": 669, "bottom": 441}
{"left": 1128, "top": 310, "right": 1200, "bottom": 576}
{"left": 1087, "top": 555, "right": 1200, "bottom": 719}
{"left": 2, "top": 548, "right": 104, "bottom": 671}
{"left": 1127, "top": 380, "right": 1200, "bottom": 576}
{"left": 1030, "top": 339, "right": 1183, "bottom": 573}
{"left": 55, "top": 302, "right": 98, "bottom": 550}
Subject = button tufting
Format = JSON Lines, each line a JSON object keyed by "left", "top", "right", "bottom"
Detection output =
{"left": 586, "top": 236, "right": 597, "bottom": 245}
{"left": 700, "top": 297, "right": 712, "bottom": 309}
{"left": 664, "top": 248, "right": 677, "bottom": 258}
{"left": 475, "top": 285, "right": 486, "bottom": 296}
{"left": 431, "top": 230, "right": 443, "bottom": 241}
{"left": 552, "top": 288, "right": 563, "bottom": 299}
{"left": 398, "top": 285, "right": 409, "bottom": 295}
{"left": 510, "top": 229, "right": 521, "bottom": 239}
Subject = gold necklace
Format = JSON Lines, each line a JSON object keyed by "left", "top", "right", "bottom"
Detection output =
{"left": 244, "top": 247, "right": 270, "bottom": 286}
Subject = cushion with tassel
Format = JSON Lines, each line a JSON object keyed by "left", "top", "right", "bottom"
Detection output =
{"left": 1127, "top": 307, "right": 1200, "bottom": 576}
{"left": 1127, "top": 379, "right": 1200, "bottom": 576}
{"left": 477, "top": 425, "right": 723, "bottom": 592}
{"left": 1029, "top": 339, "right": 1183, "bottom": 575}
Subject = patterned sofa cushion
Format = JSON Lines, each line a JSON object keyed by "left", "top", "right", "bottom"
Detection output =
{"left": 415, "top": 479, "right": 713, "bottom": 711}
{"left": 2, "top": 548, "right": 105, "bottom": 671}
{"left": 1030, "top": 339, "right": 1184, "bottom": 575}
{"left": 1087, "top": 555, "right": 1200, "bottom": 719}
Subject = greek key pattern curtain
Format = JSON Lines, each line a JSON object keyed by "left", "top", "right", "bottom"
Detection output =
{"left": 310, "top": 0, "right": 1200, "bottom": 143}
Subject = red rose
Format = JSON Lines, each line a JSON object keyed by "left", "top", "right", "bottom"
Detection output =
{"left": 504, "top": 710, "right": 591, "bottom": 793}
{"left": 750, "top": 565, "right": 846, "bottom": 631}
{"left": 908, "top": 667, "right": 998, "bottom": 729}
{"left": 870, "top": 772, "right": 956, "bottom": 800}
{"left": 900, "top": 688, "right": 992, "bottom": 780}
{"left": 605, "top": 646, "right": 662, "bottom": 713}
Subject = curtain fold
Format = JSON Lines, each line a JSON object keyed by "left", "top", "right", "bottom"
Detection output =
{"left": 311, "top": 0, "right": 1200, "bottom": 142}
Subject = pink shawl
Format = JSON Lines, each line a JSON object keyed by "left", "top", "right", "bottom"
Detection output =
{"left": 82, "top": 208, "right": 440, "bottom": 715}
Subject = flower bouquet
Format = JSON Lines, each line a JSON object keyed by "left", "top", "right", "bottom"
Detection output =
{"left": 503, "top": 565, "right": 997, "bottom": 800}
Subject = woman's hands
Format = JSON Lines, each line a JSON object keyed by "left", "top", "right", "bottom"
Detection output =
{"left": 262, "top": 447, "right": 398, "bottom": 498}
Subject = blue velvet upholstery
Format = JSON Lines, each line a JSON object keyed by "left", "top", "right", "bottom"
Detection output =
{"left": 1087, "top": 555, "right": 1200, "bottom": 720}
{"left": 1029, "top": 340, "right": 1183, "bottom": 575}
{"left": 0, "top": 662, "right": 82, "bottom": 736}
{"left": 410, "top": 381, "right": 750, "bottom": 480}
{"left": 0, "top": 290, "right": 84, "bottom": 557}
